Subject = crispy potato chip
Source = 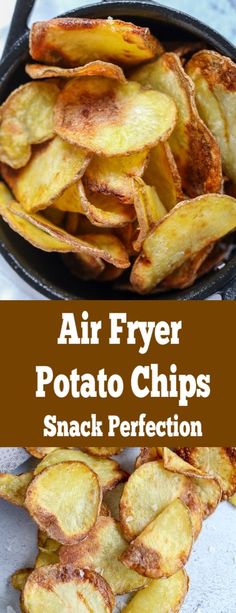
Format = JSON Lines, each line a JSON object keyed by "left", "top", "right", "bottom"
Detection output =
{"left": 38, "top": 530, "right": 60, "bottom": 553}
{"left": 63, "top": 252, "right": 105, "bottom": 280}
{"left": 1, "top": 136, "right": 90, "bottom": 212}
{"left": 11, "top": 568, "right": 32, "bottom": 591}
{"left": 135, "top": 447, "right": 162, "bottom": 468}
{"left": 175, "top": 447, "right": 210, "bottom": 473}
{"left": 60, "top": 516, "right": 148, "bottom": 594}
{"left": 159, "top": 448, "right": 206, "bottom": 478}
{"left": 25, "top": 461, "right": 101, "bottom": 545}
{"left": 34, "top": 448, "right": 127, "bottom": 492}
{"left": 0, "top": 82, "right": 60, "bottom": 169}
{"left": 186, "top": 50, "right": 236, "bottom": 183}
{"left": 176, "top": 447, "right": 236, "bottom": 499}
{"left": 35, "top": 550, "right": 60, "bottom": 568}
{"left": 85, "top": 151, "right": 148, "bottom": 204}
{"left": 123, "top": 569, "right": 189, "bottom": 613}
{"left": 30, "top": 18, "right": 162, "bottom": 67}
{"left": 25, "top": 447, "right": 58, "bottom": 459}
{"left": 54, "top": 78, "right": 176, "bottom": 156}
{"left": 22, "top": 565, "right": 114, "bottom": 612}
{"left": 78, "top": 182, "right": 135, "bottom": 228}
{"left": 130, "top": 194, "right": 236, "bottom": 293}
{"left": 121, "top": 499, "right": 193, "bottom": 579}
{"left": 144, "top": 142, "right": 183, "bottom": 210}
{"left": 103, "top": 482, "right": 125, "bottom": 521}
{"left": 53, "top": 183, "right": 83, "bottom": 213}
{"left": 160, "top": 245, "right": 213, "bottom": 290}
{"left": 229, "top": 493, "right": 236, "bottom": 506}
{"left": 132, "top": 52, "right": 222, "bottom": 197}
{"left": 26, "top": 60, "right": 126, "bottom": 82}
{"left": 0, "top": 472, "right": 33, "bottom": 506}
{"left": 120, "top": 460, "right": 202, "bottom": 542}
{"left": 133, "top": 178, "right": 166, "bottom": 251}
{"left": 84, "top": 447, "right": 123, "bottom": 457}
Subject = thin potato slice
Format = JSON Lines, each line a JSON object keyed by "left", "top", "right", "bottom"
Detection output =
{"left": 63, "top": 252, "right": 105, "bottom": 280}
{"left": 133, "top": 178, "right": 166, "bottom": 251}
{"left": 22, "top": 565, "right": 114, "bottom": 612}
{"left": 25, "top": 461, "right": 101, "bottom": 545}
{"left": 84, "top": 447, "right": 123, "bottom": 457}
{"left": 103, "top": 482, "right": 125, "bottom": 521}
{"left": 54, "top": 78, "right": 177, "bottom": 156}
{"left": 60, "top": 516, "right": 148, "bottom": 594}
{"left": 130, "top": 194, "right": 236, "bottom": 293}
{"left": 53, "top": 183, "right": 83, "bottom": 213}
{"left": 26, "top": 60, "right": 126, "bottom": 82}
{"left": 85, "top": 151, "right": 148, "bottom": 204}
{"left": 25, "top": 448, "right": 58, "bottom": 459}
{"left": 30, "top": 18, "right": 162, "bottom": 67}
{"left": 11, "top": 568, "right": 32, "bottom": 591}
{"left": 120, "top": 460, "right": 202, "bottom": 542}
{"left": 0, "top": 472, "right": 33, "bottom": 506}
{"left": 1, "top": 136, "right": 90, "bottom": 213}
{"left": 175, "top": 447, "right": 210, "bottom": 473}
{"left": 160, "top": 245, "right": 213, "bottom": 290}
{"left": 123, "top": 569, "right": 189, "bottom": 613}
{"left": 79, "top": 182, "right": 135, "bottom": 228}
{"left": 144, "top": 142, "right": 183, "bottom": 210}
{"left": 132, "top": 52, "right": 222, "bottom": 197}
{"left": 176, "top": 447, "right": 236, "bottom": 499}
{"left": 0, "top": 82, "right": 60, "bottom": 169}
{"left": 186, "top": 50, "right": 236, "bottom": 182}
{"left": 34, "top": 448, "right": 127, "bottom": 492}
{"left": 121, "top": 499, "right": 193, "bottom": 579}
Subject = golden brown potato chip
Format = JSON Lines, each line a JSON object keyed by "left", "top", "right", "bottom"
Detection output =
{"left": 85, "top": 151, "right": 148, "bottom": 204}
{"left": 25, "top": 447, "right": 58, "bottom": 459}
{"left": 63, "top": 252, "right": 105, "bottom": 280}
{"left": 35, "top": 550, "right": 60, "bottom": 568}
{"left": 53, "top": 183, "right": 83, "bottom": 213}
{"left": 25, "top": 461, "right": 101, "bottom": 545}
{"left": 54, "top": 78, "right": 176, "bottom": 156}
{"left": 38, "top": 530, "right": 60, "bottom": 553}
{"left": 186, "top": 50, "right": 236, "bottom": 183}
{"left": 30, "top": 18, "right": 162, "bottom": 67}
{"left": 11, "top": 568, "right": 32, "bottom": 591}
{"left": 103, "top": 482, "right": 125, "bottom": 521}
{"left": 1, "top": 136, "right": 90, "bottom": 213}
{"left": 132, "top": 52, "right": 222, "bottom": 197}
{"left": 123, "top": 569, "right": 189, "bottom": 613}
{"left": 0, "top": 472, "right": 33, "bottom": 506}
{"left": 0, "top": 82, "right": 60, "bottom": 169}
{"left": 133, "top": 177, "right": 166, "bottom": 251}
{"left": 60, "top": 516, "right": 148, "bottom": 594}
{"left": 34, "top": 448, "right": 127, "bottom": 492}
{"left": 160, "top": 245, "right": 214, "bottom": 290}
{"left": 22, "top": 565, "right": 114, "bottom": 612}
{"left": 121, "top": 499, "right": 193, "bottom": 579}
{"left": 26, "top": 60, "right": 126, "bottom": 81}
{"left": 78, "top": 182, "right": 135, "bottom": 228}
{"left": 84, "top": 447, "right": 123, "bottom": 457}
{"left": 130, "top": 194, "right": 236, "bottom": 293}
{"left": 175, "top": 447, "right": 210, "bottom": 473}
{"left": 144, "top": 142, "right": 183, "bottom": 210}
{"left": 135, "top": 447, "right": 162, "bottom": 468}
{"left": 120, "top": 460, "right": 202, "bottom": 542}
{"left": 176, "top": 447, "right": 236, "bottom": 499}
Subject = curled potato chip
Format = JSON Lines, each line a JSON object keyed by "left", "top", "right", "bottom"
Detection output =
{"left": 176, "top": 447, "right": 236, "bottom": 499}
{"left": 133, "top": 178, "right": 166, "bottom": 251}
{"left": 26, "top": 60, "right": 126, "bottom": 81}
{"left": 78, "top": 182, "right": 135, "bottom": 227}
{"left": 63, "top": 252, "right": 105, "bottom": 280}
{"left": 54, "top": 78, "right": 176, "bottom": 156}
{"left": 34, "top": 448, "right": 127, "bottom": 492}
{"left": 160, "top": 245, "right": 214, "bottom": 290}
{"left": 0, "top": 82, "right": 60, "bottom": 169}
{"left": 135, "top": 447, "right": 162, "bottom": 468}
{"left": 144, "top": 142, "right": 183, "bottom": 210}
{"left": 25, "top": 447, "right": 58, "bottom": 459}
{"left": 30, "top": 18, "right": 162, "bottom": 67}
{"left": 175, "top": 447, "right": 210, "bottom": 473}
{"left": 103, "top": 482, "right": 125, "bottom": 521}
{"left": 60, "top": 516, "right": 148, "bottom": 594}
{"left": 120, "top": 460, "right": 202, "bottom": 542}
{"left": 11, "top": 568, "right": 32, "bottom": 591}
{"left": 25, "top": 461, "right": 101, "bottom": 544}
{"left": 53, "top": 183, "right": 83, "bottom": 213}
{"left": 121, "top": 499, "right": 193, "bottom": 579}
{"left": 130, "top": 194, "right": 236, "bottom": 293}
{"left": 123, "top": 569, "right": 189, "bottom": 613}
{"left": 22, "top": 565, "right": 114, "bottom": 612}
{"left": 85, "top": 151, "right": 148, "bottom": 204}
{"left": 1, "top": 136, "right": 90, "bottom": 213}
{"left": 0, "top": 472, "right": 33, "bottom": 506}
{"left": 84, "top": 447, "right": 123, "bottom": 457}
{"left": 132, "top": 52, "right": 222, "bottom": 197}
{"left": 186, "top": 50, "right": 236, "bottom": 183}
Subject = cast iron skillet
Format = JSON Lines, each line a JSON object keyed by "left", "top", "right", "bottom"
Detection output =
{"left": 0, "top": 0, "right": 236, "bottom": 300}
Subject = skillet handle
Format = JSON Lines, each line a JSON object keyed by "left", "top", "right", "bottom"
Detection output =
{"left": 2, "top": 0, "right": 35, "bottom": 60}
{"left": 220, "top": 278, "right": 236, "bottom": 300}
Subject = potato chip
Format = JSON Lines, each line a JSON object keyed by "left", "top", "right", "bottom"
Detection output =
{"left": 53, "top": 183, "right": 83, "bottom": 213}
{"left": 133, "top": 178, "right": 166, "bottom": 251}
{"left": 34, "top": 448, "right": 127, "bottom": 492}
{"left": 26, "top": 60, "right": 126, "bottom": 81}
{"left": 11, "top": 568, "right": 32, "bottom": 591}
{"left": 38, "top": 530, "right": 60, "bottom": 553}
{"left": 85, "top": 151, "right": 148, "bottom": 204}
{"left": 120, "top": 460, "right": 202, "bottom": 542}
{"left": 25, "top": 447, "right": 58, "bottom": 459}
{"left": 144, "top": 142, "right": 183, "bottom": 210}
{"left": 22, "top": 565, "right": 114, "bottom": 612}
{"left": 60, "top": 516, "right": 148, "bottom": 594}
{"left": 160, "top": 245, "right": 213, "bottom": 290}
{"left": 0, "top": 82, "right": 60, "bottom": 169}
{"left": 121, "top": 499, "right": 193, "bottom": 579}
{"left": 130, "top": 194, "right": 236, "bottom": 293}
{"left": 123, "top": 569, "right": 189, "bottom": 613}
{"left": 78, "top": 182, "right": 135, "bottom": 227}
{"left": 25, "top": 461, "right": 101, "bottom": 544}
{"left": 54, "top": 78, "right": 176, "bottom": 156}
{"left": 35, "top": 549, "right": 60, "bottom": 568}
{"left": 132, "top": 52, "right": 222, "bottom": 197}
{"left": 175, "top": 447, "right": 210, "bottom": 473}
{"left": 135, "top": 447, "right": 163, "bottom": 468}
{"left": 84, "top": 447, "right": 123, "bottom": 457}
{"left": 229, "top": 493, "right": 236, "bottom": 506}
{"left": 30, "top": 18, "right": 162, "bottom": 67}
{"left": 176, "top": 447, "right": 236, "bottom": 499}
{"left": 63, "top": 252, "right": 105, "bottom": 280}
{"left": 103, "top": 482, "right": 125, "bottom": 521}
{"left": 0, "top": 472, "right": 33, "bottom": 506}
{"left": 186, "top": 50, "right": 236, "bottom": 183}
{"left": 1, "top": 136, "right": 90, "bottom": 213}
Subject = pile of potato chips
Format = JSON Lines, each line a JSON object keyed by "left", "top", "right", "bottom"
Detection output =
{"left": 0, "top": 446, "right": 235, "bottom": 611}
{"left": 0, "top": 17, "right": 236, "bottom": 293}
